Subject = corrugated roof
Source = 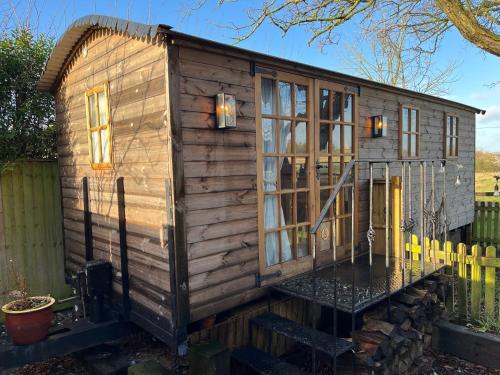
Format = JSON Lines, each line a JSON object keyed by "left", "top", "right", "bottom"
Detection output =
{"left": 38, "top": 15, "right": 168, "bottom": 92}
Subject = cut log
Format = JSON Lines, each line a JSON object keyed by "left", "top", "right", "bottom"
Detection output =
{"left": 362, "top": 319, "right": 396, "bottom": 337}
{"left": 353, "top": 331, "right": 390, "bottom": 360}
{"left": 394, "top": 292, "right": 422, "bottom": 306}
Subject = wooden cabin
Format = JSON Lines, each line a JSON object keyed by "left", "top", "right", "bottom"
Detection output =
{"left": 38, "top": 15, "right": 484, "bottom": 354}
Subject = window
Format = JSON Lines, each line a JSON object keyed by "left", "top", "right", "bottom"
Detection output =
{"left": 445, "top": 114, "right": 459, "bottom": 158}
{"left": 85, "top": 84, "right": 112, "bottom": 168}
{"left": 258, "top": 74, "right": 312, "bottom": 267}
{"left": 400, "top": 105, "right": 419, "bottom": 158}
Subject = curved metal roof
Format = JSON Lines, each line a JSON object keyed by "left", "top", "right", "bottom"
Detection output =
{"left": 38, "top": 15, "right": 169, "bottom": 92}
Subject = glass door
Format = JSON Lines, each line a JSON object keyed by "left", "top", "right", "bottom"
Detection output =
{"left": 314, "top": 81, "right": 356, "bottom": 265}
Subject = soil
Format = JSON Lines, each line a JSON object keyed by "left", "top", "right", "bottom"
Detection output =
{"left": 3, "top": 297, "right": 52, "bottom": 312}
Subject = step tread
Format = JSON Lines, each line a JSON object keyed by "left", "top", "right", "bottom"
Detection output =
{"left": 232, "top": 347, "right": 308, "bottom": 375}
{"left": 251, "top": 312, "right": 352, "bottom": 358}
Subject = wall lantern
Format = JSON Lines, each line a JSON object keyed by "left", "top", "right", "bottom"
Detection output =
{"left": 372, "top": 115, "right": 387, "bottom": 138}
{"left": 216, "top": 93, "right": 237, "bottom": 129}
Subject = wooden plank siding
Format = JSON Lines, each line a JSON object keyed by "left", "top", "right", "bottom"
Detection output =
{"left": 177, "top": 46, "right": 260, "bottom": 321}
{"left": 55, "top": 29, "right": 173, "bottom": 325}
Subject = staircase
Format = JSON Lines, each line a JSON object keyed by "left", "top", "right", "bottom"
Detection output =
{"left": 232, "top": 312, "right": 352, "bottom": 374}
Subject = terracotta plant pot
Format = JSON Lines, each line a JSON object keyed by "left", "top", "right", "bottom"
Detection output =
{"left": 1, "top": 296, "right": 55, "bottom": 345}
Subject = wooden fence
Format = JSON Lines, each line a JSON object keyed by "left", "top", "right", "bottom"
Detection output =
{"left": 0, "top": 161, "right": 70, "bottom": 313}
{"left": 409, "top": 235, "right": 499, "bottom": 322}
{"left": 473, "top": 201, "right": 500, "bottom": 247}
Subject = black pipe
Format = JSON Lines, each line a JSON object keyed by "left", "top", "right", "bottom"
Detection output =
{"left": 82, "top": 177, "right": 93, "bottom": 261}
{"left": 117, "top": 177, "right": 130, "bottom": 319}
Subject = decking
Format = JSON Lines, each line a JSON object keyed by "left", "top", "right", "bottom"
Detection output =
{"left": 273, "top": 253, "right": 446, "bottom": 313}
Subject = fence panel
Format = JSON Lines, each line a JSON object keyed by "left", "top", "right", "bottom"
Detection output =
{"left": 0, "top": 161, "right": 70, "bottom": 312}
{"left": 474, "top": 201, "right": 500, "bottom": 246}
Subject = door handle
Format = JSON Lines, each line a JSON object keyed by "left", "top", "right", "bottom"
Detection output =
{"left": 315, "top": 160, "right": 321, "bottom": 180}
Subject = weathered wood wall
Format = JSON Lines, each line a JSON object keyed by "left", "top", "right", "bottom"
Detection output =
{"left": 55, "top": 29, "right": 173, "bottom": 325}
{"left": 0, "top": 161, "right": 70, "bottom": 312}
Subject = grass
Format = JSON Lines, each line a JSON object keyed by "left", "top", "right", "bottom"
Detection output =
{"left": 475, "top": 172, "right": 500, "bottom": 203}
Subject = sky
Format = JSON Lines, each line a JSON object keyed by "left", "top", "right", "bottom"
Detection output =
{"left": 5, "top": 0, "right": 500, "bottom": 151}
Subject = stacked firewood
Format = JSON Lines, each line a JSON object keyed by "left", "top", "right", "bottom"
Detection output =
{"left": 353, "top": 275, "right": 450, "bottom": 374}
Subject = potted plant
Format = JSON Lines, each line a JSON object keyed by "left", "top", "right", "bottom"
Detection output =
{"left": 1, "top": 260, "right": 55, "bottom": 345}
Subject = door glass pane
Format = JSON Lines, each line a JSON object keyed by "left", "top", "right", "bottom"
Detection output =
{"left": 261, "top": 78, "right": 276, "bottom": 115}
{"left": 297, "top": 192, "right": 308, "bottom": 223}
{"left": 262, "top": 119, "right": 276, "bottom": 153}
{"left": 295, "top": 84, "right": 308, "bottom": 117}
{"left": 88, "top": 94, "right": 97, "bottom": 127}
{"left": 91, "top": 130, "right": 100, "bottom": 163}
{"left": 263, "top": 157, "right": 278, "bottom": 192}
{"left": 297, "top": 226, "right": 308, "bottom": 258}
{"left": 295, "top": 157, "right": 308, "bottom": 188}
{"left": 98, "top": 91, "right": 108, "bottom": 125}
{"left": 265, "top": 232, "right": 279, "bottom": 266}
{"left": 320, "top": 89, "right": 329, "bottom": 120}
{"left": 333, "top": 92, "right": 341, "bottom": 121}
{"left": 344, "top": 94, "right": 353, "bottom": 122}
{"left": 331, "top": 157, "right": 341, "bottom": 184}
{"left": 281, "top": 193, "right": 294, "bottom": 227}
{"left": 411, "top": 109, "right": 418, "bottom": 132}
{"left": 319, "top": 123, "right": 329, "bottom": 154}
{"left": 279, "top": 81, "right": 292, "bottom": 116}
{"left": 318, "top": 161, "right": 329, "bottom": 187}
{"left": 343, "top": 125, "right": 352, "bottom": 154}
{"left": 280, "top": 156, "right": 293, "bottom": 190}
{"left": 264, "top": 195, "right": 279, "bottom": 229}
{"left": 280, "top": 120, "right": 292, "bottom": 153}
{"left": 402, "top": 134, "right": 409, "bottom": 157}
{"left": 343, "top": 186, "right": 352, "bottom": 214}
{"left": 345, "top": 217, "right": 352, "bottom": 244}
{"left": 320, "top": 189, "right": 332, "bottom": 218}
{"left": 402, "top": 107, "right": 409, "bottom": 132}
{"left": 101, "top": 127, "right": 110, "bottom": 163}
{"left": 295, "top": 121, "right": 307, "bottom": 153}
{"left": 281, "top": 230, "right": 293, "bottom": 262}
{"left": 411, "top": 134, "right": 417, "bottom": 156}
{"left": 332, "top": 124, "right": 341, "bottom": 154}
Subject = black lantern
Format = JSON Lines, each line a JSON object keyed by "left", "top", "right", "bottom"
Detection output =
{"left": 215, "top": 93, "right": 237, "bottom": 129}
{"left": 372, "top": 115, "right": 387, "bottom": 138}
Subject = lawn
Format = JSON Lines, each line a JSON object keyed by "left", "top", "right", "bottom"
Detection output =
{"left": 475, "top": 172, "right": 500, "bottom": 203}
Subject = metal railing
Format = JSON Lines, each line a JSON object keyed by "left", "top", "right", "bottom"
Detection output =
{"left": 308, "top": 158, "right": 451, "bottom": 374}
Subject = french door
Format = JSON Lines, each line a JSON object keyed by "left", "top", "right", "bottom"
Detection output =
{"left": 256, "top": 72, "right": 356, "bottom": 283}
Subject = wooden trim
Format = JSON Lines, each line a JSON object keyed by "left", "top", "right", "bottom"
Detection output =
{"left": 165, "top": 40, "right": 190, "bottom": 354}
{"left": 399, "top": 104, "right": 421, "bottom": 160}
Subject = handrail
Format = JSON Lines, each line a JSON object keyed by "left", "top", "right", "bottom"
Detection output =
{"left": 311, "top": 159, "right": 356, "bottom": 234}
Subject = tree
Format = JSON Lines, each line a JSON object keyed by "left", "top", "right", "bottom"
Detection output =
{"left": 0, "top": 27, "right": 56, "bottom": 163}
{"left": 222, "top": 0, "right": 500, "bottom": 57}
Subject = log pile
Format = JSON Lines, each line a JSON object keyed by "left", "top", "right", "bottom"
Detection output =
{"left": 353, "top": 275, "right": 450, "bottom": 374}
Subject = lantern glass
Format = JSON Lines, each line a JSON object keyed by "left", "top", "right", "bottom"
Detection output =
{"left": 216, "top": 93, "right": 237, "bottom": 129}
{"left": 372, "top": 115, "right": 387, "bottom": 138}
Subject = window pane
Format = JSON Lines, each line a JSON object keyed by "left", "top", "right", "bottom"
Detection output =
{"left": 280, "top": 120, "right": 292, "bottom": 153}
{"left": 295, "top": 157, "right": 308, "bottom": 188}
{"left": 411, "top": 134, "right": 417, "bottom": 156}
{"left": 101, "top": 127, "right": 110, "bottom": 163}
{"left": 281, "top": 230, "right": 293, "bottom": 262}
{"left": 295, "top": 84, "right": 308, "bottom": 117}
{"left": 281, "top": 193, "right": 294, "bottom": 227}
{"left": 411, "top": 109, "right": 417, "bottom": 132}
{"left": 402, "top": 107, "right": 409, "bottom": 132}
{"left": 261, "top": 78, "right": 276, "bottom": 115}
{"left": 263, "top": 157, "right": 278, "bottom": 192}
{"left": 280, "top": 156, "right": 293, "bottom": 190}
{"left": 446, "top": 137, "right": 451, "bottom": 157}
{"left": 279, "top": 81, "right": 292, "bottom": 116}
{"left": 332, "top": 124, "right": 341, "bottom": 154}
{"left": 343, "top": 125, "right": 352, "bottom": 154}
{"left": 98, "top": 91, "right": 108, "bottom": 125}
{"left": 295, "top": 121, "right": 307, "bottom": 153}
{"left": 297, "top": 226, "right": 308, "bottom": 258}
{"left": 319, "top": 123, "right": 329, "bottom": 154}
{"left": 320, "top": 89, "right": 329, "bottom": 120}
{"left": 88, "top": 94, "right": 97, "bottom": 127}
{"left": 344, "top": 94, "right": 353, "bottom": 122}
{"left": 447, "top": 116, "right": 452, "bottom": 136}
{"left": 297, "top": 191, "right": 308, "bottom": 223}
{"left": 402, "top": 133, "right": 409, "bottom": 157}
{"left": 453, "top": 118, "right": 458, "bottom": 137}
{"left": 451, "top": 138, "right": 456, "bottom": 156}
{"left": 262, "top": 119, "right": 276, "bottom": 153}
{"left": 333, "top": 92, "right": 341, "bottom": 121}
{"left": 264, "top": 195, "right": 279, "bottom": 229}
{"left": 265, "top": 232, "right": 279, "bottom": 266}
{"left": 91, "top": 130, "right": 100, "bottom": 163}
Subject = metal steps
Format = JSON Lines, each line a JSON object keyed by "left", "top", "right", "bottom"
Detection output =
{"left": 251, "top": 312, "right": 352, "bottom": 358}
{"left": 232, "top": 346, "right": 309, "bottom": 375}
